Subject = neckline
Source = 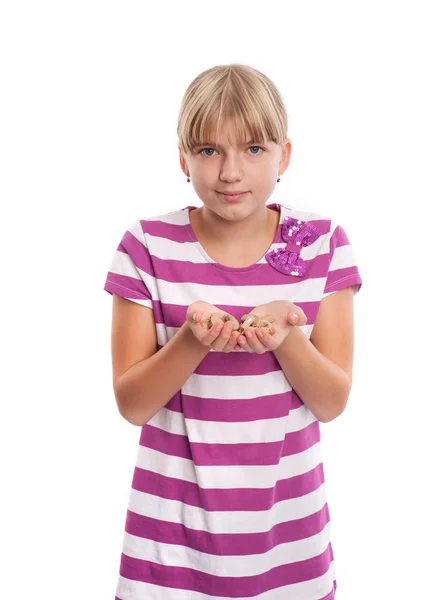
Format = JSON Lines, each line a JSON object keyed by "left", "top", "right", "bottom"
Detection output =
{"left": 185, "top": 203, "right": 288, "bottom": 272}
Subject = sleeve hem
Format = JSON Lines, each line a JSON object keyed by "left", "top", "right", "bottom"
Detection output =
{"left": 104, "top": 280, "right": 151, "bottom": 301}
{"left": 324, "top": 274, "right": 362, "bottom": 292}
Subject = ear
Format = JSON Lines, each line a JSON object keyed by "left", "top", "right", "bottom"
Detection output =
{"left": 178, "top": 145, "right": 189, "bottom": 177}
{"left": 279, "top": 138, "right": 292, "bottom": 175}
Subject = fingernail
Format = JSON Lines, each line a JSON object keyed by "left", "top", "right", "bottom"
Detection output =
{"left": 192, "top": 313, "right": 196, "bottom": 321}
{"left": 292, "top": 313, "right": 299, "bottom": 322}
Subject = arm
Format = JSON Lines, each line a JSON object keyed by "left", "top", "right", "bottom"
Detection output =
{"left": 115, "top": 323, "right": 210, "bottom": 427}
{"left": 273, "top": 287, "right": 355, "bottom": 423}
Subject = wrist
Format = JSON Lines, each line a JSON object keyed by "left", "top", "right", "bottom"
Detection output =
{"left": 179, "top": 322, "right": 212, "bottom": 356}
{"left": 273, "top": 324, "right": 304, "bottom": 356}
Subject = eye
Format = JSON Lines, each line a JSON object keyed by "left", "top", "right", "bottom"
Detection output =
{"left": 200, "top": 148, "right": 217, "bottom": 156}
{"left": 199, "top": 146, "right": 265, "bottom": 157}
{"left": 248, "top": 146, "right": 264, "bottom": 155}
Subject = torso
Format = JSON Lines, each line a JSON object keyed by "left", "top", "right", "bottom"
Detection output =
{"left": 105, "top": 203, "right": 356, "bottom": 599}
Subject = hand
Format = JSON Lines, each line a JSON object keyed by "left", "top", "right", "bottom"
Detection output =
{"left": 237, "top": 300, "right": 307, "bottom": 353}
{"left": 186, "top": 301, "right": 243, "bottom": 353}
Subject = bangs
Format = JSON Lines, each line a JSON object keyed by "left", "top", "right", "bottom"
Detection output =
{"left": 188, "top": 105, "right": 271, "bottom": 152}
{"left": 177, "top": 64, "right": 288, "bottom": 155}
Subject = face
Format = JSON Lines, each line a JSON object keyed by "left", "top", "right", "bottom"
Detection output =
{"left": 179, "top": 119, "right": 292, "bottom": 221}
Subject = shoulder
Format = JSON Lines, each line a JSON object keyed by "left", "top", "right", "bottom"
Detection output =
{"left": 280, "top": 203, "right": 338, "bottom": 253}
{"left": 128, "top": 206, "right": 192, "bottom": 244}
{"left": 281, "top": 203, "right": 336, "bottom": 232}
{"left": 139, "top": 205, "right": 191, "bottom": 224}
{"left": 280, "top": 203, "right": 358, "bottom": 257}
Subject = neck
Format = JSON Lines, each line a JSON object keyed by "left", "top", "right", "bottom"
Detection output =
{"left": 195, "top": 204, "right": 275, "bottom": 247}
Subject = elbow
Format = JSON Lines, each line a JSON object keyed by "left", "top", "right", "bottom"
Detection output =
{"left": 318, "top": 401, "right": 347, "bottom": 423}
{"left": 114, "top": 379, "right": 148, "bottom": 427}
{"left": 119, "top": 407, "right": 148, "bottom": 427}
{"left": 114, "top": 393, "right": 145, "bottom": 427}
{"left": 117, "top": 402, "right": 139, "bottom": 426}
{"left": 117, "top": 398, "right": 154, "bottom": 427}
{"left": 119, "top": 408, "right": 144, "bottom": 427}
{"left": 118, "top": 401, "right": 151, "bottom": 427}
{"left": 318, "top": 376, "right": 352, "bottom": 423}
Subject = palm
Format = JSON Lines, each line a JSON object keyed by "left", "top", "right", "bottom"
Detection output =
{"left": 251, "top": 301, "right": 295, "bottom": 333}
{"left": 238, "top": 300, "right": 306, "bottom": 352}
{"left": 187, "top": 301, "right": 221, "bottom": 329}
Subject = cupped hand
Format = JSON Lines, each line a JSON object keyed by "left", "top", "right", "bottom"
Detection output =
{"left": 237, "top": 300, "right": 307, "bottom": 353}
{"left": 186, "top": 301, "right": 243, "bottom": 353}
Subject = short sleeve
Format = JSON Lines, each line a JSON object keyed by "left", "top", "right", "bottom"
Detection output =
{"left": 103, "top": 219, "right": 154, "bottom": 309}
{"left": 322, "top": 222, "right": 363, "bottom": 299}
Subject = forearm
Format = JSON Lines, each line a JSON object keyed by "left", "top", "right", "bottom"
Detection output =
{"left": 115, "top": 323, "right": 210, "bottom": 426}
{"left": 273, "top": 326, "right": 351, "bottom": 423}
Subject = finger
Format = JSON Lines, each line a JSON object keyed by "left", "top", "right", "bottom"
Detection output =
{"left": 288, "top": 309, "right": 307, "bottom": 325}
{"left": 193, "top": 311, "right": 203, "bottom": 324}
{"left": 287, "top": 312, "right": 299, "bottom": 325}
{"left": 244, "top": 328, "right": 268, "bottom": 354}
{"left": 236, "top": 334, "right": 251, "bottom": 352}
{"left": 237, "top": 330, "right": 256, "bottom": 353}
{"left": 219, "top": 327, "right": 242, "bottom": 353}
{"left": 210, "top": 321, "right": 234, "bottom": 352}
{"left": 202, "top": 320, "right": 224, "bottom": 346}
{"left": 228, "top": 330, "right": 243, "bottom": 352}
{"left": 221, "top": 329, "right": 240, "bottom": 353}
{"left": 188, "top": 311, "right": 204, "bottom": 331}
{"left": 255, "top": 327, "right": 278, "bottom": 350}
{"left": 231, "top": 330, "right": 244, "bottom": 352}
{"left": 210, "top": 321, "right": 231, "bottom": 352}
{"left": 188, "top": 310, "right": 198, "bottom": 324}
{"left": 238, "top": 337, "right": 253, "bottom": 352}
{"left": 191, "top": 311, "right": 208, "bottom": 327}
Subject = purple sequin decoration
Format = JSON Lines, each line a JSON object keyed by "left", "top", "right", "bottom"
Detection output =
{"left": 265, "top": 216, "right": 322, "bottom": 277}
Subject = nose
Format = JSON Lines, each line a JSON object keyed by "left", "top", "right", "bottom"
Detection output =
{"left": 219, "top": 153, "right": 243, "bottom": 182}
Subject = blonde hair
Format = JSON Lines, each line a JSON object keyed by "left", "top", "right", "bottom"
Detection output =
{"left": 177, "top": 64, "right": 288, "bottom": 155}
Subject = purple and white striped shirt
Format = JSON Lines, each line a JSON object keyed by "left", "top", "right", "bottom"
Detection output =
{"left": 104, "top": 202, "right": 362, "bottom": 600}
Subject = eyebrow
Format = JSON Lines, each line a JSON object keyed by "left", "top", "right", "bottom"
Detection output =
{"left": 194, "top": 139, "right": 263, "bottom": 148}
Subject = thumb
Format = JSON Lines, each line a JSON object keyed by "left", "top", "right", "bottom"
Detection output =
{"left": 288, "top": 312, "right": 300, "bottom": 325}
{"left": 186, "top": 311, "right": 197, "bottom": 324}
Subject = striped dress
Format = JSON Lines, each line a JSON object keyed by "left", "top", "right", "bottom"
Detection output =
{"left": 103, "top": 202, "right": 363, "bottom": 600}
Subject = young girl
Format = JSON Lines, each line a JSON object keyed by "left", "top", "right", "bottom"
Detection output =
{"left": 104, "top": 63, "right": 362, "bottom": 600}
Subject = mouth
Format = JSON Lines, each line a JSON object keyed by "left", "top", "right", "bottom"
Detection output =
{"left": 217, "top": 191, "right": 249, "bottom": 201}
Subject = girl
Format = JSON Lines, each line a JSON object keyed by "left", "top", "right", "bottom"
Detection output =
{"left": 104, "top": 63, "right": 362, "bottom": 600}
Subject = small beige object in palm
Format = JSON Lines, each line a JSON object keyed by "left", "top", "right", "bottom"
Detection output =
{"left": 201, "top": 312, "right": 239, "bottom": 330}
{"left": 239, "top": 313, "right": 275, "bottom": 335}
{"left": 202, "top": 312, "right": 275, "bottom": 335}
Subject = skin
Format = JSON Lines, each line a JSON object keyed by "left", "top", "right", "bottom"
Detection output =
{"left": 179, "top": 118, "right": 291, "bottom": 249}
{"left": 179, "top": 119, "right": 304, "bottom": 353}
{"left": 186, "top": 300, "right": 308, "bottom": 354}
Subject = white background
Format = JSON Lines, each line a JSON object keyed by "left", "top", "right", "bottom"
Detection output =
{"left": 1, "top": 1, "right": 443, "bottom": 598}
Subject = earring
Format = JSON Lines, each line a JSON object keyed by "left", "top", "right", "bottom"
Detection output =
{"left": 277, "top": 176, "right": 281, "bottom": 182}
{"left": 187, "top": 176, "right": 190, "bottom": 183}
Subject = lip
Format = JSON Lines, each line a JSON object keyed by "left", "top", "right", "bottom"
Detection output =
{"left": 217, "top": 191, "right": 249, "bottom": 201}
